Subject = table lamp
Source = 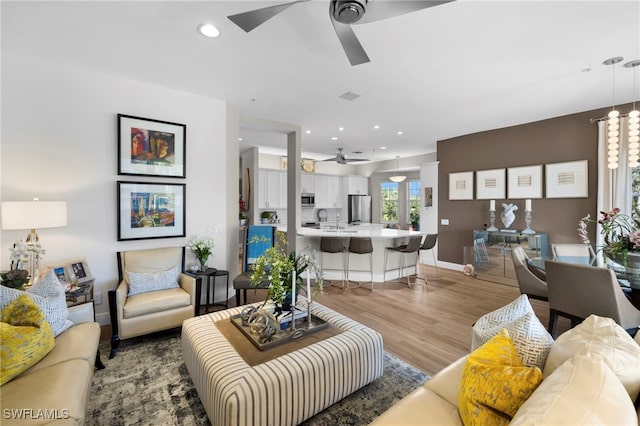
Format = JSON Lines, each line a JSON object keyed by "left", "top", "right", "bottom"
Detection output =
{"left": 1, "top": 198, "right": 67, "bottom": 284}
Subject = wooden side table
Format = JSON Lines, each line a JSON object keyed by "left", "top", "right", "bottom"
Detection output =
{"left": 186, "top": 268, "right": 230, "bottom": 313}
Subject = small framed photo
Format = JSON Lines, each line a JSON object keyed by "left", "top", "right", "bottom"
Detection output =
{"left": 507, "top": 165, "right": 543, "bottom": 199}
{"left": 476, "top": 168, "right": 506, "bottom": 200}
{"left": 47, "top": 264, "right": 71, "bottom": 284}
{"left": 117, "top": 181, "right": 186, "bottom": 241}
{"left": 65, "top": 258, "right": 93, "bottom": 284}
{"left": 118, "top": 114, "right": 186, "bottom": 178}
{"left": 449, "top": 171, "right": 474, "bottom": 200}
{"left": 545, "top": 160, "right": 588, "bottom": 198}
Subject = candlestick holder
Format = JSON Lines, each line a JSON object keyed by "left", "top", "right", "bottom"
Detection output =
{"left": 522, "top": 211, "right": 535, "bottom": 234}
{"left": 487, "top": 210, "right": 498, "bottom": 231}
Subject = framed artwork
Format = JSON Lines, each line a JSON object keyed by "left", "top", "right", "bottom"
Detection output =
{"left": 48, "top": 264, "right": 71, "bottom": 284}
{"left": 117, "top": 181, "right": 186, "bottom": 241}
{"left": 545, "top": 160, "right": 588, "bottom": 198}
{"left": 449, "top": 171, "right": 474, "bottom": 200}
{"left": 476, "top": 168, "right": 506, "bottom": 200}
{"left": 424, "top": 187, "right": 433, "bottom": 207}
{"left": 65, "top": 258, "right": 94, "bottom": 284}
{"left": 507, "top": 165, "right": 543, "bottom": 199}
{"left": 301, "top": 159, "right": 315, "bottom": 173}
{"left": 118, "top": 114, "right": 186, "bottom": 178}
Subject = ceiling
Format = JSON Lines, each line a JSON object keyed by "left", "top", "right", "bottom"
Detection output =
{"left": 3, "top": 1, "right": 640, "bottom": 164}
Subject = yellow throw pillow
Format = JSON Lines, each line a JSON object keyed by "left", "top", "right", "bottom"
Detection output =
{"left": 458, "top": 328, "right": 543, "bottom": 426}
{"left": 0, "top": 294, "right": 55, "bottom": 385}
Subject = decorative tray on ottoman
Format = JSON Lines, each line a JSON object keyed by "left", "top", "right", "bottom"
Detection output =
{"left": 230, "top": 310, "right": 329, "bottom": 351}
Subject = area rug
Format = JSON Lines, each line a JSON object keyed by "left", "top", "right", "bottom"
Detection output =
{"left": 88, "top": 329, "right": 429, "bottom": 425}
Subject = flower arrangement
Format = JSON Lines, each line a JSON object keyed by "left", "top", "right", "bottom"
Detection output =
{"left": 239, "top": 196, "right": 248, "bottom": 219}
{"left": 578, "top": 208, "right": 640, "bottom": 261}
{"left": 1, "top": 240, "right": 45, "bottom": 289}
{"left": 249, "top": 232, "right": 323, "bottom": 308}
{"left": 188, "top": 236, "right": 214, "bottom": 270}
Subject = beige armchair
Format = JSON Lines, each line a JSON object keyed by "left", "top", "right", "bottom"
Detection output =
{"left": 108, "top": 247, "right": 201, "bottom": 358}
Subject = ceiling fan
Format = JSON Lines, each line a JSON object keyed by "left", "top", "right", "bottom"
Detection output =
{"left": 227, "top": 0, "right": 454, "bottom": 66}
{"left": 321, "top": 148, "right": 369, "bottom": 164}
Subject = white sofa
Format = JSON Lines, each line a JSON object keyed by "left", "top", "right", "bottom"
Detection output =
{"left": 371, "top": 316, "right": 640, "bottom": 425}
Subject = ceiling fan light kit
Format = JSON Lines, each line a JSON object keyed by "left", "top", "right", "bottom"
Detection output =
{"left": 227, "top": 0, "right": 454, "bottom": 66}
{"left": 322, "top": 147, "right": 369, "bottom": 164}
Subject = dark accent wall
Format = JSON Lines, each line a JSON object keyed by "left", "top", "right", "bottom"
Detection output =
{"left": 437, "top": 103, "right": 634, "bottom": 264}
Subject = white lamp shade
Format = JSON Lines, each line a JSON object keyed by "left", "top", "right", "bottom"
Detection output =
{"left": 389, "top": 175, "right": 406, "bottom": 183}
{"left": 1, "top": 201, "right": 67, "bottom": 230}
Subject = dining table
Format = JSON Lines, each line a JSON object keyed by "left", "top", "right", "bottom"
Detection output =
{"left": 528, "top": 255, "right": 640, "bottom": 310}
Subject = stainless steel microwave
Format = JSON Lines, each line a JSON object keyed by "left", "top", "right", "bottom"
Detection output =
{"left": 301, "top": 193, "right": 315, "bottom": 207}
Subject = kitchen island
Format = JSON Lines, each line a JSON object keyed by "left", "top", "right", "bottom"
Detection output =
{"left": 294, "top": 224, "right": 426, "bottom": 283}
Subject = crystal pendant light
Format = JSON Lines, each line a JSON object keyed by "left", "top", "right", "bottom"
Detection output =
{"left": 625, "top": 59, "right": 640, "bottom": 168}
{"left": 604, "top": 57, "right": 624, "bottom": 169}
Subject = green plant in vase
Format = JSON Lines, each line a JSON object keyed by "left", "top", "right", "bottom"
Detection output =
{"left": 249, "top": 232, "right": 323, "bottom": 314}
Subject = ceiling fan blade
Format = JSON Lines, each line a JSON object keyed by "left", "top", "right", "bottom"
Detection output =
{"left": 228, "top": 0, "right": 309, "bottom": 32}
{"left": 330, "top": 16, "right": 370, "bottom": 66}
{"left": 357, "top": 0, "right": 455, "bottom": 25}
{"left": 344, "top": 158, "right": 370, "bottom": 162}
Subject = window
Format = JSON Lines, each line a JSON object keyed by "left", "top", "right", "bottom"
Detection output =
{"left": 381, "top": 181, "right": 398, "bottom": 222}
{"left": 408, "top": 180, "right": 421, "bottom": 226}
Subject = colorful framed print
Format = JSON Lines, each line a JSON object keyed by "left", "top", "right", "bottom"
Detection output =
{"left": 545, "top": 160, "right": 588, "bottom": 198}
{"left": 476, "top": 168, "right": 506, "bottom": 200}
{"left": 507, "top": 165, "right": 543, "bottom": 199}
{"left": 117, "top": 181, "right": 186, "bottom": 241}
{"left": 118, "top": 114, "right": 186, "bottom": 178}
{"left": 449, "top": 171, "right": 474, "bottom": 200}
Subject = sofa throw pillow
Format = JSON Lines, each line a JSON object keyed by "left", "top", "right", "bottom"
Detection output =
{"left": 543, "top": 314, "right": 640, "bottom": 401}
{"left": 1, "top": 270, "right": 70, "bottom": 337}
{"left": 0, "top": 294, "right": 55, "bottom": 385}
{"left": 472, "top": 294, "right": 553, "bottom": 369}
{"left": 458, "top": 328, "right": 543, "bottom": 426}
{"left": 511, "top": 355, "right": 638, "bottom": 425}
{"left": 127, "top": 264, "right": 181, "bottom": 296}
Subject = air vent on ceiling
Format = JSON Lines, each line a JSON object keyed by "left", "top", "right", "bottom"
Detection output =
{"left": 339, "top": 91, "right": 361, "bottom": 101}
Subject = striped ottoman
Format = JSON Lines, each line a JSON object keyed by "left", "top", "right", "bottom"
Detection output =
{"left": 182, "top": 302, "right": 384, "bottom": 426}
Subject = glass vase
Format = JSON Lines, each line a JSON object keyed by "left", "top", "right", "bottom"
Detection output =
{"left": 198, "top": 258, "right": 208, "bottom": 272}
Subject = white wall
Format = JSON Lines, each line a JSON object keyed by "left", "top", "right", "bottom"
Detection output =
{"left": 1, "top": 53, "right": 234, "bottom": 324}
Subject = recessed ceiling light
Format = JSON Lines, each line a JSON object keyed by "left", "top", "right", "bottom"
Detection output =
{"left": 397, "top": 131, "right": 403, "bottom": 135}
{"left": 305, "top": 130, "right": 311, "bottom": 134}
{"left": 339, "top": 127, "right": 344, "bottom": 131}
{"left": 331, "top": 137, "right": 338, "bottom": 140}
{"left": 374, "top": 125, "right": 380, "bottom": 129}
{"left": 379, "top": 146, "right": 387, "bottom": 150}
{"left": 238, "top": 137, "right": 243, "bottom": 141}
{"left": 198, "top": 24, "right": 220, "bottom": 38}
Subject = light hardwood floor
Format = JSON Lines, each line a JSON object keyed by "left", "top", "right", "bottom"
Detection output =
{"left": 101, "top": 266, "right": 568, "bottom": 376}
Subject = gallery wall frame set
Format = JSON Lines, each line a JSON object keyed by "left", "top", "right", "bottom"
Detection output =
{"left": 448, "top": 160, "right": 588, "bottom": 200}
{"left": 117, "top": 181, "right": 186, "bottom": 241}
{"left": 118, "top": 114, "right": 186, "bottom": 178}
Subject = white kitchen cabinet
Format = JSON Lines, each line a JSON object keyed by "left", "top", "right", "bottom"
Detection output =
{"left": 301, "top": 173, "right": 315, "bottom": 194}
{"left": 314, "top": 175, "right": 342, "bottom": 208}
{"left": 258, "top": 169, "right": 285, "bottom": 209}
{"left": 346, "top": 176, "right": 369, "bottom": 195}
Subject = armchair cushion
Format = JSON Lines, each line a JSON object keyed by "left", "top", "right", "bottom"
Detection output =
{"left": 127, "top": 264, "right": 180, "bottom": 296}
{"left": 123, "top": 287, "right": 191, "bottom": 318}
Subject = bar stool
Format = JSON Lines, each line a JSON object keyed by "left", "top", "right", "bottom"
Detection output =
{"left": 383, "top": 236, "right": 422, "bottom": 284}
{"left": 418, "top": 234, "right": 439, "bottom": 281}
{"left": 347, "top": 237, "right": 374, "bottom": 288}
{"left": 319, "top": 236, "right": 346, "bottom": 286}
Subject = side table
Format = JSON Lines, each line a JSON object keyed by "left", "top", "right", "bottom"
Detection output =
{"left": 186, "top": 268, "right": 230, "bottom": 313}
{"left": 66, "top": 280, "right": 105, "bottom": 370}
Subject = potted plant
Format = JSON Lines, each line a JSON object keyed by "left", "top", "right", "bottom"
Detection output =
{"left": 188, "top": 236, "right": 214, "bottom": 271}
{"left": 249, "top": 233, "right": 323, "bottom": 315}
{"left": 239, "top": 196, "right": 248, "bottom": 226}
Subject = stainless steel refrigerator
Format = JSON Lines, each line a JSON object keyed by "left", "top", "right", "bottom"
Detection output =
{"left": 348, "top": 195, "right": 372, "bottom": 224}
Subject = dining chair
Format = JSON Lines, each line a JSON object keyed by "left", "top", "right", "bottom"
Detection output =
{"left": 551, "top": 243, "right": 596, "bottom": 260}
{"left": 511, "top": 246, "right": 548, "bottom": 301}
{"left": 545, "top": 260, "right": 640, "bottom": 337}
